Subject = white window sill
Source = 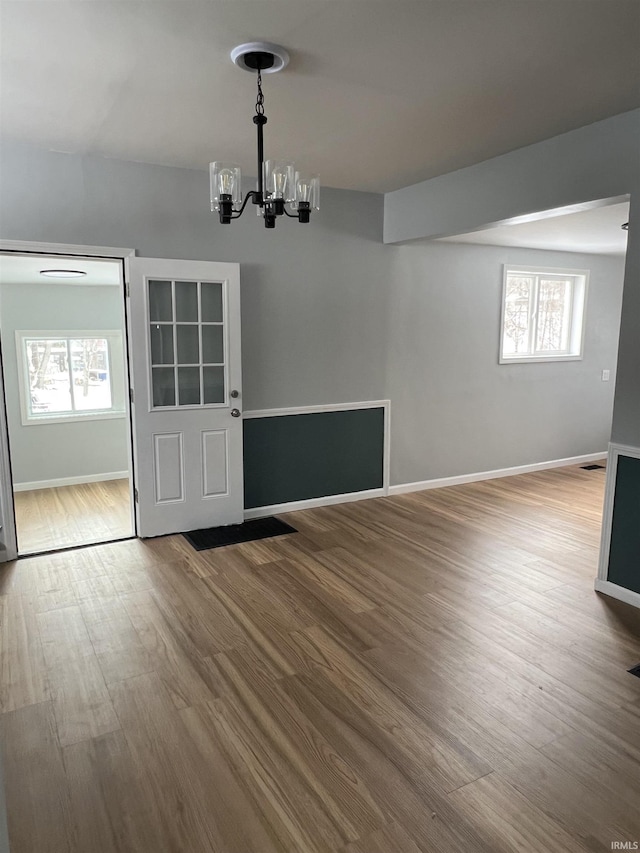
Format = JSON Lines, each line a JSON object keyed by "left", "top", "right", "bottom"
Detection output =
{"left": 499, "top": 354, "right": 583, "bottom": 365}
{"left": 21, "top": 410, "right": 127, "bottom": 427}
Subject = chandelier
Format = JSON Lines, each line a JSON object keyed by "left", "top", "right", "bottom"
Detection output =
{"left": 210, "top": 42, "right": 320, "bottom": 229}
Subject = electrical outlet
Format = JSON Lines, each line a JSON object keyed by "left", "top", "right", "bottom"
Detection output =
{"left": 602, "top": 369, "right": 610, "bottom": 381}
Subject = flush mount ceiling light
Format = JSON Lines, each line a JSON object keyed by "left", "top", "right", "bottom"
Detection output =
{"left": 210, "top": 42, "right": 319, "bottom": 229}
{"left": 40, "top": 269, "right": 87, "bottom": 278}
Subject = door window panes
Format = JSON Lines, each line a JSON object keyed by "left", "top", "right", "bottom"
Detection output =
{"left": 175, "top": 281, "right": 198, "bottom": 322}
{"left": 201, "top": 282, "right": 223, "bottom": 322}
{"left": 202, "top": 325, "right": 223, "bottom": 364}
{"left": 150, "top": 324, "right": 174, "bottom": 365}
{"left": 176, "top": 325, "right": 199, "bottom": 364}
{"left": 203, "top": 366, "right": 225, "bottom": 404}
{"left": 178, "top": 367, "right": 200, "bottom": 405}
{"left": 148, "top": 278, "right": 226, "bottom": 408}
{"left": 152, "top": 367, "right": 176, "bottom": 407}
{"left": 148, "top": 280, "right": 173, "bottom": 322}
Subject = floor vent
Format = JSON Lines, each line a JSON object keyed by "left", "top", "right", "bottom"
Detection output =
{"left": 581, "top": 464, "right": 606, "bottom": 470}
{"left": 628, "top": 664, "right": 640, "bottom": 679}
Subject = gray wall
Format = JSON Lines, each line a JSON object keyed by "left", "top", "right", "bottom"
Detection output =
{"left": 0, "top": 142, "right": 394, "bottom": 415}
{"left": 387, "top": 241, "right": 624, "bottom": 484}
{"left": 384, "top": 109, "right": 638, "bottom": 245}
{"left": 0, "top": 282, "right": 129, "bottom": 485}
{"left": 384, "top": 108, "right": 640, "bottom": 451}
{"left": 0, "top": 141, "right": 625, "bottom": 490}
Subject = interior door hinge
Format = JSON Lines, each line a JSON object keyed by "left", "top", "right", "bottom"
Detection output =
{"left": 125, "top": 281, "right": 130, "bottom": 298}
{"left": 129, "top": 387, "right": 134, "bottom": 404}
{"left": 134, "top": 487, "right": 139, "bottom": 503}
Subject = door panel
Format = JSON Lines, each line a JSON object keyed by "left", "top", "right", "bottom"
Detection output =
{"left": 153, "top": 432, "right": 184, "bottom": 503}
{"left": 128, "top": 258, "right": 242, "bottom": 537}
{"left": 202, "top": 430, "right": 229, "bottom": 497}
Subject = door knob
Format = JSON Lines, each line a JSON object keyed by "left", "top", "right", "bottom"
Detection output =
{"left": 230, "top": 408, "right": 241, "bottom": 418}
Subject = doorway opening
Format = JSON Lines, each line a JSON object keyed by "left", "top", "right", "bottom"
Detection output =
{"left": 435, "top": 194, "right": 630, "bottom": 579}
{"left": 0, "top": 251, "right": 135, "bottom": 555}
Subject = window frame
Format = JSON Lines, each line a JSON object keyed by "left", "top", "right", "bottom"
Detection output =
{"left": 15, "top": 329, "right": 126, "bottom": 426}
{"left": 499, "top": 265, "right": 589, "bottom": 365}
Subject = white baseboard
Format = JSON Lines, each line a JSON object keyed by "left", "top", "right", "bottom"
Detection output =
{"left": 243, "top": 452, "right": 607, "bottom": 520}
{"left": 594, "top": 578, "right": 640, "bottom": 610}
{"left": 244, "top": 488, "right": 386, "bottom": 520}
{"left": 388, "top": 452, "right": 607, "bottom": 496}
{"left": 14, "top": 471, "right": 129, "bottom": 492}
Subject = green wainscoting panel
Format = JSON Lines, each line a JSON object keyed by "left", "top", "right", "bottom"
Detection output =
{"left": 608, "top": 454, "right": 640, "bottom": 595}
{"left": 243, "top": 407, "right": 385, "bottom": 509}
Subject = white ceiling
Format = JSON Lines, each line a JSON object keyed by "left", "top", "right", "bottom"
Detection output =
{"left": 0, "top": 1, "right": 638, "bottom": 193}
{"left": 437, "top": 201, "right": 630, "bottom": 255}
{"left": 0, "top": 254, "right": 122, "bottom": 286}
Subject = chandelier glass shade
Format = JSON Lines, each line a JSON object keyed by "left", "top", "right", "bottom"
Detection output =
{"left": 210, "top": 45, "right": 319, "bottom": 229}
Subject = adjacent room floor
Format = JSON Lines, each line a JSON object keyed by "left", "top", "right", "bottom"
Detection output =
{"left": 1, "top": 463, "right": 639, "bottom": 853}
{"left": 13, "top": 478, "right": 132, "bottom": 554}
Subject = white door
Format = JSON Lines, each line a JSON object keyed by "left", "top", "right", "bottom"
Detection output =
{"left": 128, "top": 258, "right": 243, "bottom": 537}
{"left": 0, "top": 345, "right": 18, "bottom": 562}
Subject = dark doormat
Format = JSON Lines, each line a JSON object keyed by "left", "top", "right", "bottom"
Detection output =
{"left": 581, "top": 464, "right": 606, "bottom": 470}
{"left": 628, "top": 664, "right": 640, "bottom": 679}
{"left": 183, "top": 517, "right": 297, "bottom": 551}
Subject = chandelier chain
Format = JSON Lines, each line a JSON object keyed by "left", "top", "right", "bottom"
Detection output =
{"left": 212, "top": 42, "right": 317, "bottom": 228}
{"left": 255, "top": 69, "right": 265, "bottom": 115}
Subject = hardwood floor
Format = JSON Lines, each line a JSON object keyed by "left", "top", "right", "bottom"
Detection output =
{"left": 13, "top": 478, "right": 133, "bottom": 554}
{"left": 1, "top": 463, "right": 640, "bottom": 852}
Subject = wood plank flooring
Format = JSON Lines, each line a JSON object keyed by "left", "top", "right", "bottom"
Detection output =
{"left": 2, "top": 463, "right": 640, "bottom": 852}
{"left": 13, "top": 478, "right": 132, "bottom": 554}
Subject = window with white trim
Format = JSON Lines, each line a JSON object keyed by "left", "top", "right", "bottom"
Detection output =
{"left": 500, "top": 266, "right": 588, "bottom": 363}
{"left": 16, "top": 331, "right": 126, "bottom": 425}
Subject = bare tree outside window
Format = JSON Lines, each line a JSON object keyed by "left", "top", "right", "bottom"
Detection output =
{"left": 536, "top": 279, "right": 570, "bottom": 352}
{"left": 28, "top": 340, "right": 59, "bottom": 390}
{"left": 23, "top": 336, "right": 111, "bottom": 416}
{"left": 503, "top": 275, "right": 533, "bottom": 355}
{"left": 72, "top": 338, "right": 104, "bottom": 397}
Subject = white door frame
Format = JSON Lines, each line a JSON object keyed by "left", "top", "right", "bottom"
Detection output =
{"left": 0, "top": 342, "right": 18, "bottom": 561}
{"left": 0, "top": 239, "right": 137, "bottom": 556}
